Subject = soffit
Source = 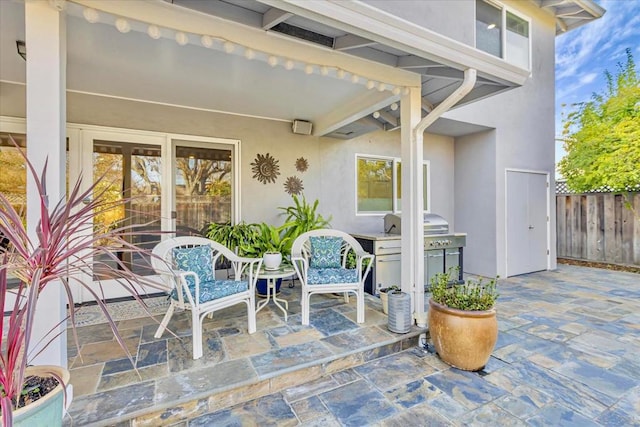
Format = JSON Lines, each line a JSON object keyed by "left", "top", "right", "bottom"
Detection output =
{"left": 529, "top": 0, "right": 605, "bottom": 34}
{"left": 1, "top": 0, "right": 533, "bottom": 140}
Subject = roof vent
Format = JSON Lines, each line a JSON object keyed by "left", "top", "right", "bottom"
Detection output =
{"left": 271, "top": 23, "right": 334, "bottom": 48}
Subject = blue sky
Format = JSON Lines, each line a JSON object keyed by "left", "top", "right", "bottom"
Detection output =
{"left": 554, "top": 0, "right": 640, "bottom": 176}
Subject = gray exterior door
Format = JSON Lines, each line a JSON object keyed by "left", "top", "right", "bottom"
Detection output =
{"left": 506, "top": 170, "right": 549, "bottom": 276}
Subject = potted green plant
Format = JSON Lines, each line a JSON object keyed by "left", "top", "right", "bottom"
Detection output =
{"left": 0, "top": 138, "right": 164, "bottom": 426}
{"left": 378, "top": 285, "right": 400, "bottom": 315}
{"left": 255, "top": 223, "right": 290, "bottom": 270}
{"left": 428, "top": 269, "right": 499, "bottom": 371}
{"left": 205, "top": 221, "right": 260, "bottom": 268}
{"left": 278, "top": 194, "right": 331, "bottom": 256}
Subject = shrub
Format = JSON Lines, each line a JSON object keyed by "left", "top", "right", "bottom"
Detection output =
{"left": 430, "top": 269, "right": 498, "bottom": 311}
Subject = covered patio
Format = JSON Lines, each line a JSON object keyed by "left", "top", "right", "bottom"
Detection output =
{"left": 64, "top": 264, "right": 640, "bottom": 425}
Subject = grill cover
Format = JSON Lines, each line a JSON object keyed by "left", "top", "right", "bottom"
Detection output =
{"left": 384, "top": 213, "right": 449, "bottom": 235}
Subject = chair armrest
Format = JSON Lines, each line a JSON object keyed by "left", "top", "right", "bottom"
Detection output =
{"left": 228, "top": 256, "right": 263, "bottom": 288}
{"left": 356, "top": 253, "right": 374, "bottom": 281}
{"left": 291, "top": 256, "right": 309, "bottom": 284}
{"left": 174, "top": 270, "right": 198, "bottom": 306}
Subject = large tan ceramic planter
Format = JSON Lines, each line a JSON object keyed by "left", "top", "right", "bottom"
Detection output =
{"left": 428, "top": 299, "right": 498, "bottom": 371}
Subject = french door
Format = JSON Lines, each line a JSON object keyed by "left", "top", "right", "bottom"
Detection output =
{"left": 71, "top": 128, "right": 239, "bottom": 302}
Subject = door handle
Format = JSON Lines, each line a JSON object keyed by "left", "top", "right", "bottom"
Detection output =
{"left": 528, "top": 225, "right": 534, "bottom": 229}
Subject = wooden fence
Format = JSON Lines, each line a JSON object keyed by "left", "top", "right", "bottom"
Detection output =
{"left": 556, "top": 192, "right": 640, "bottom": 266}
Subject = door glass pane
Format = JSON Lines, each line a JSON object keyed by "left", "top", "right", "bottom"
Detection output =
{"left": 476, "top": 0, "right": 502, "bottom": 58}
{"left": 175, "top": 144, "right": 232, "bottom": 235}
{"left": 0, "top": 133, "right": 27, "bottom": 226}
{"left": 357, "top": 157, "right": 392, "bottom": 212}
{"left": 93, "top": 141, "right": 161, "bottom": 278}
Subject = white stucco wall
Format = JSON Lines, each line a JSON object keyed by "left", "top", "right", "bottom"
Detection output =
{"left": 362, "top": 0, "right": 475, "bottom": 46}
{"left": 1, "top": 82, "right": 454, "bottom": 237}
{"left": 444, "top": 1, "right": 558, "bottom": 277}
{"left": 454, "top": 130, "right": 497, "bottom": 278}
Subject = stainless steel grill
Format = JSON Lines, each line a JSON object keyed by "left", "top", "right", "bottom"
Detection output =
{"left": 353, "top": 213, "right": 466, "bottom": 295}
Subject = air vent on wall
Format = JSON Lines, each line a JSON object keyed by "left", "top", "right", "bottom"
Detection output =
{"left": 292, "top": 120, "right": 313, "bottom": 135}
{"left": 271, "top": 23, "right": 334, "bottom": 48}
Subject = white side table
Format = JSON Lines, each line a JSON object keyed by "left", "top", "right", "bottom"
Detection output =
{"left": 255, "top": 266, "right": 295, "bottom": 321}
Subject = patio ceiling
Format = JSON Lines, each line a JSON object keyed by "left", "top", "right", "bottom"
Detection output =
{"left": 1, "top": 0, "right": 542, "bottom": 139}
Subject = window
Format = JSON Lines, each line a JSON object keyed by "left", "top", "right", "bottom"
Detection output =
{"left": 356, "top": 155, "right": 429, "bottom": 214}
{"left": 476, "top": 0, "right": 530, "bottom": 69}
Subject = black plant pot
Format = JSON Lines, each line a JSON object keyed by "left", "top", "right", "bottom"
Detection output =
{"left": 256, "top": 278, "right": 283, "bottom": 297}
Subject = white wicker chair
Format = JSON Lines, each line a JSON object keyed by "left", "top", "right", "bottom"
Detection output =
{"left": 151, "top": 236, "right": 262, "bottom": 359}
{"left": 291, "top": 229, "right": 374, "bottom": 325}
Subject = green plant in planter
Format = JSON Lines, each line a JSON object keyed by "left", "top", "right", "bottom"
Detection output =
{"left": 0, "top": 137, "right": 164, "bottom": 425}
{"left": 379, "top": 284, "right": 401, "bottom": 294}
{"left": 279, "top": 195, "right": 331, "bottom": 255}
{"left": 428, "top": 269, "right": 499, "bottom": 371}
{"left": 205, "top": 221, "right": 260, "bottom": 256}
{"left": 430, "top": 269, "right": 499, "bottom": 311}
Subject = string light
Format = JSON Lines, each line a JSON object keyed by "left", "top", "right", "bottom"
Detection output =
{"left": 147, "top": 25, "right": 161, "bottom": 40}
{"left": 175, "top": 32, "right": 188, "bottom": 46}
{"left": 244, "top": 48, "right": 255, "bottom": 60}
{"left": 390, "top": 103, "right": 398, "bottom": 111}
{"left": 83, "top": 8, "right": 99, "bottom": 23}
{"left": 373, "top": 111, "right": 381, "bottom": 119}
{"left": 115, "top": 18, "right": 130, "bottom": 33}
{"left": 98, "top": 8, "right": 400, "bottom": 92}
{"left": 201, "top": 35, "right": 213, "bottom": 48}
{"left": 223, "top": 41, "right": 235, "bottom": 53}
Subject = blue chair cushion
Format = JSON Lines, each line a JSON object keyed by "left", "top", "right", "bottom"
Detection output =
{"left": 171, "top": 279, "right": 249, "bottom": 303}
{"left": 310, "top": 236, "right": 343, "bottom": 268}
{"left": 307, "top": 267, "right": 358, "bottom": 285}
{"left": 172, "top": 245, "right": 214, "bottom": 287}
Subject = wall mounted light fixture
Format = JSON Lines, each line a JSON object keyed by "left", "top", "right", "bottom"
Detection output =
{"left": 16, "top": 40, "right": 26, "bottom": 61}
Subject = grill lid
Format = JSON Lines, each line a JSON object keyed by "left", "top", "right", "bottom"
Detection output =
{"left": 384, "top": 213, "right": 449, "bottom": 235}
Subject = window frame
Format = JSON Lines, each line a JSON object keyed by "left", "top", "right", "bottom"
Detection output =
{"left": 355, "top": 153, "right": 430, "bottom": 216}
{"left": 475, "top": 0, "right": 532, "bottom": 71}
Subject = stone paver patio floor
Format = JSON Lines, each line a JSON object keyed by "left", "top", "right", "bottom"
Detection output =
{"left": 64, "top": 264, "right": 640, "bottom": 425}
{"left": 192, "top": 265, "right": 640, "bottom": 426}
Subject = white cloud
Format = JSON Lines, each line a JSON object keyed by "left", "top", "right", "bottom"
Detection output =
{"left": 579, "top": 73, "right": 598, "bottom": 85}
{"left": 555, "top": 0, "right": 640, "bottom": 81}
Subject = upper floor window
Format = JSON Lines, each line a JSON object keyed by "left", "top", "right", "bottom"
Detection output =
{"left": 356, "top": 155, "right": 429, "bottom": 214}
{"left": 476, "top": 0, "right": 530, "bottom": 70}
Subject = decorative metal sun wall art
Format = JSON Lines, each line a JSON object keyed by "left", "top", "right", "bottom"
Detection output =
{"left": 251, "top": 152, "right": 280, "bottom": 184}
{"left": 295, "top": 157, "right": 309, "bottom": 173}
{"left": 284, "top": 176, "right": 304, "bottom": 195}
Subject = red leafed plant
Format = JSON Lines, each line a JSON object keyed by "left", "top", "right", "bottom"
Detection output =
{"left": 0, "top": 137, "right": 165, "bottom": 425}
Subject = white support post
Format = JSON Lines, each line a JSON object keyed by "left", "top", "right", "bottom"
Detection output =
{"left": 25, "top": 0, "right": 68, "bottom": 367}
{"left": 400, "top": 87, "right": 424, "bottom": 315}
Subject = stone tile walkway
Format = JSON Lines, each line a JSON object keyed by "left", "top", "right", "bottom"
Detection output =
{"left": 185, "top": 265, "right": 640, "bottom": 426}
{"left": 64, "top": 280, "right": 421, "bottom": 426}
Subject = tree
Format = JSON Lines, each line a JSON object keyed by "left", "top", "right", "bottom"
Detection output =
{"left": 558, "top": 48, "right": 640, "bottom": 193}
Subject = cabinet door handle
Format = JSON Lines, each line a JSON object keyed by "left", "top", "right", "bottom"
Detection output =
{"left": 426, "top": 253, "right": 444, "bottom": 258}
{"left": 447, "top": 251, "right": 460, "bottom": 256}
{"left": 378, "top": 259, "right": 397, "bottom": 263}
